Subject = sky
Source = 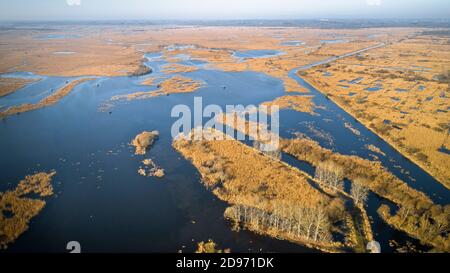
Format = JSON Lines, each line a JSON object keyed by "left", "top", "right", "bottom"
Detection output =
{"left": 0, "top": 0, "right": 449, "bottom": 21}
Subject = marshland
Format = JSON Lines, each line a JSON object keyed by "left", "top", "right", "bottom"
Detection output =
{"left": 0, "top": 20, "right": 449, "bottom": 253}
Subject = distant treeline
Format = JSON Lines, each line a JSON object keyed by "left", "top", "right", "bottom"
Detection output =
{"left": 1, "top": 19, "right": 450, "bottom": 29}
{"left": 421, "top": 30, "right": 450, "bottom": 36}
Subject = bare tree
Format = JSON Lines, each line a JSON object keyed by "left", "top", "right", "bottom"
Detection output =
{"left": 351, "top": 178, "right": 369, "bottom": 206}
{"left": 397, "top": 205, "right": 412, "bottom": 227}
{"left": 253, "top": 140, "right": 281, "bottom": 160}
{"left": 224, "top": 202, "right": 332, "bottom": 244}
{"left": 313, "top": 207, "right": 331, "bottom": 242}
{"left": 315, "top": 161, "right": 344, "bottom": 192}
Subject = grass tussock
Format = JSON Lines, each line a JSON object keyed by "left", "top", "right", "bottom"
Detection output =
{"left": 128, "top": 61, "right": 152, "bottom": 77}
{"left": 196, "top": 239, "right": 230, "bottom": 253}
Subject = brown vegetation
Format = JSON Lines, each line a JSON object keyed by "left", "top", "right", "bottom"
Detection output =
{"left": 173, "top": 129, "right": 366, "bottom": 252}
{"left": 162, "top": 63, "right": 198, "bottom": 74}
{"left": 128, "top": 62, "right": 152, "bottom": 77}
{"left": 366, "top": 144, "right": 386, "bottom": 156}
{"left": 378, "top": 204, "right": 450, "bottom": 252}
{"left": 0, "top": 171, "right": 56, "bottom": 249}
{"left": 139, "top": 159, "right": 165, "bottom": 178}
{"left": 301, "top": 34, "right": 450, "bottom": 188}
{"left": 0, "top": 28, "right": 150, "bottom": 77}
{"left": 280, "top": 137, "right": 450, "bottom": 251}
{"left": 196, "top": 239, "right": 230, "bottom": 253}
{"left": 131, "top": 131, "right": 159, "bottom": 155}
{"left": 261, "top": 95, "right": 315, "bottom": 114}
{"left": 111, "top": 75, "right": 203, "bottom": 101}
{"left": 0, "top": 78, "right": 38, "bottom": 97}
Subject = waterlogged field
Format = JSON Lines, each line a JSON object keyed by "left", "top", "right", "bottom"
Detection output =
{"left": 0, "top": 24, "right": 449, "bottom": 253}
{"left": 301, "top": 34, "right": 450, "bottom": 188}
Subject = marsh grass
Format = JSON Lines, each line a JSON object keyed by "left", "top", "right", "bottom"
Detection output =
{"left": 0, "top": 171, "right": 56, "bottom": 249}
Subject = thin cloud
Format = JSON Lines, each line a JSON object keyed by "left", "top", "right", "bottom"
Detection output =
{"left": 366, "top": 0, "right": 382, "bottom": 6}
{"left": 67, "top": 0, "right": 81, "bottom": 6}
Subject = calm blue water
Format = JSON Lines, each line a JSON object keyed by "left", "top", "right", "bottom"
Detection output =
{"left": 320, "top": 39, "right": 349, "bottom": 44}
{"left": 289, "top": 69, "right": 450, "bottom": 205}
{"left": 34, "top": 34, "right": 82, "bottom": 40}
{"left": 439, "top": 146, "right": 450, "bottom": 156}
{"left": 233, "top": 50, "right": 284, "bottom": 61}
{"left": 1, "top": 58, "right": 315, "bottom": 253}
{"left": 365, "top": 86, "right": 382, "bottom": 92}
{"left": 280, "top": 41, "right": 305, "bottom": 46}
{"left": 1, "top": 47, "right": 448, "bottom": 253}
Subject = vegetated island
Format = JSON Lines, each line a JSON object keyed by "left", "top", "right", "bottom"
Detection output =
{"left": 131, "top": 131, "right": 165, "bottom": 178}
{"left": 111, "top": 75, "right": 203, "bottom": 101}
{"left": 161, "top": 63, "right": 198, "bottom": 74}
{"left": 127, "top": 60, "right": 152, "bottom": 77}
{"left": 173, "top": 128, "right": 376, "bottom": 253}
{"left": 261, "top": 95, "right": 316, "bottom": 114}
{"left": 138, "top": 159, "right": 165, "bottom": 178}
{"left": 131, "top": 131, "right": 160, "bottom": 155}
{"left": 280, "top": 137, "right": 450, "bottom": 252}
{"left": 0, "top": 171, "right": 56, "bottom": 249}
{"left": 0, "top": 78, "right": 96, "bottom": 118}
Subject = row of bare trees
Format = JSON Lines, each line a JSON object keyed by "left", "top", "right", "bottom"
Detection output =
{"left": 225, "top": 202, "right": 332, "bottom": 243}
{"left": 314, "top": 161, "right": 369, "bottom": 206}
{"left": 314, "top": 161, "right": 344, "bottom": 192}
